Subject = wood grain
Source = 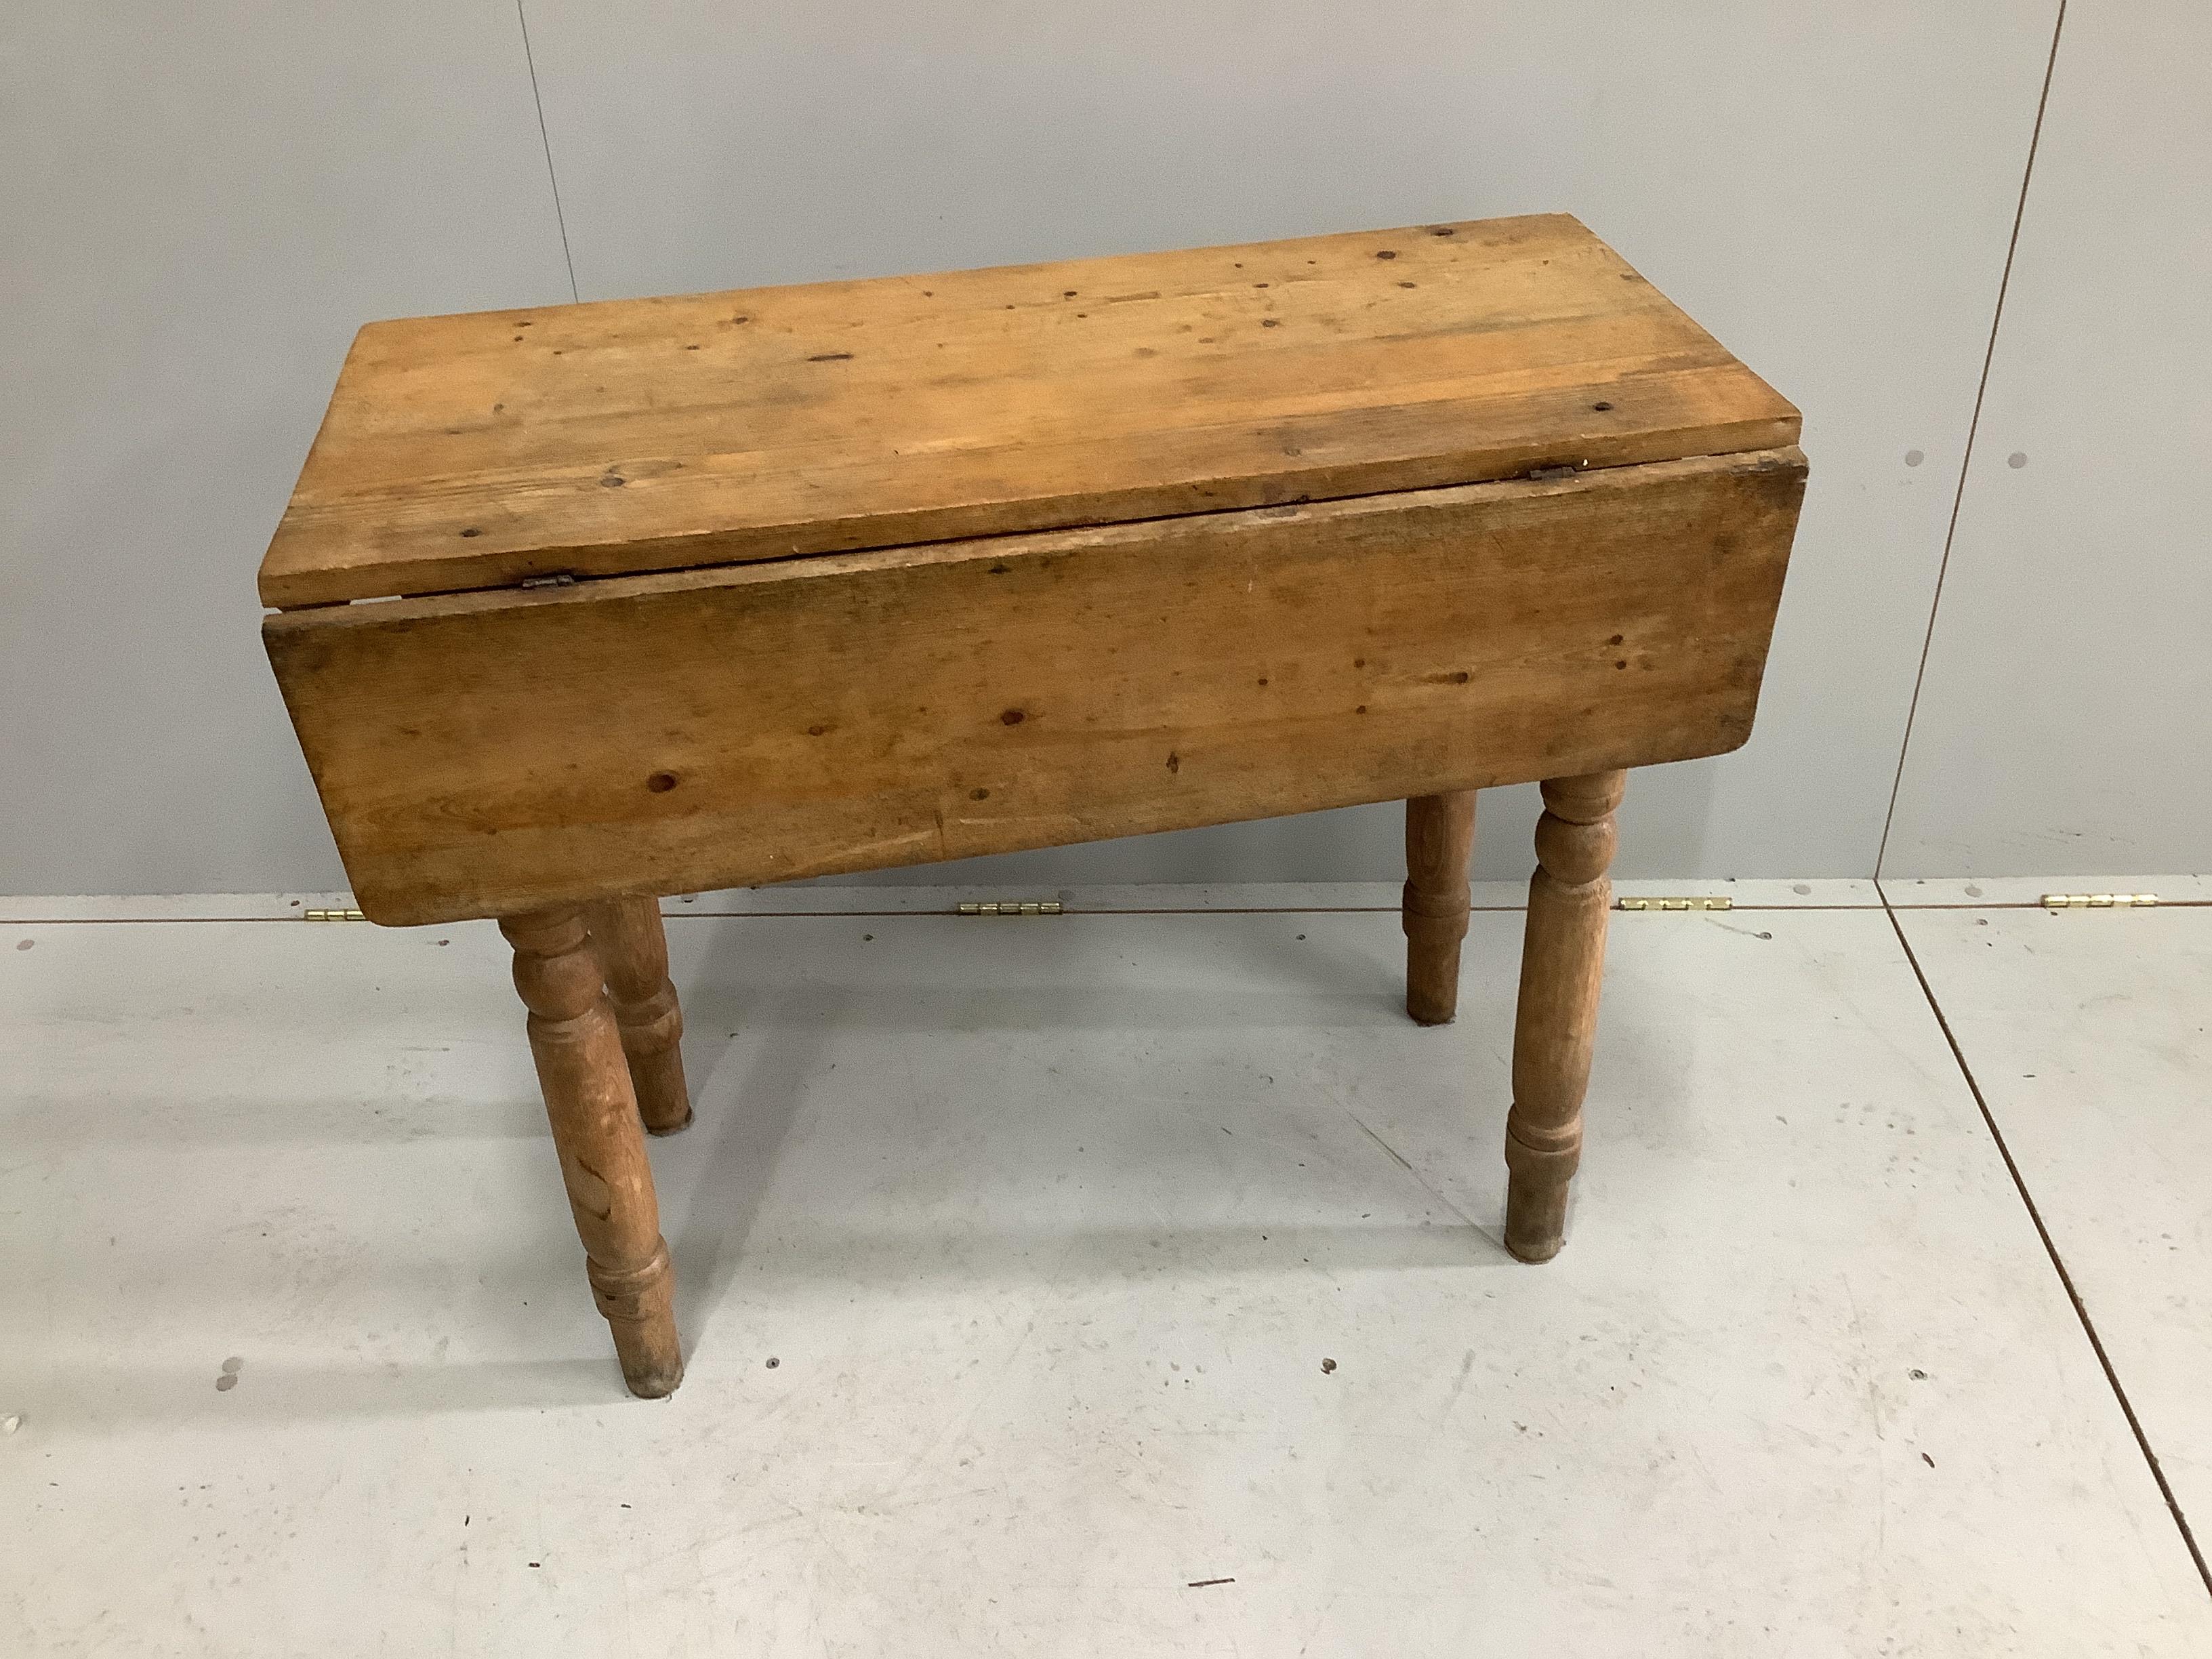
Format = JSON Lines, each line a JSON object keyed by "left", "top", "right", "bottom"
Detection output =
{"left": 1502, "top": 771, "right": 1626, "bottom": 1264}
{"left": 266, "top": 448, "right": 1803, "bottom": 926}
{"left": 1403, "top": 792, "right": 1478, "bottom": 1026}
{"left": 586, "top": 896, "right": 691, "bottom": 1136}
{"left": 499, "top": 906, "right": 682, "bottom": 1396}
{"left": 259, "top": 214, "right": 1798, "bottom": 607}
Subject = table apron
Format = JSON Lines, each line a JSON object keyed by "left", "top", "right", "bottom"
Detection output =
{"left": 264, "top": 447, "right": 1805, "bottom": 925}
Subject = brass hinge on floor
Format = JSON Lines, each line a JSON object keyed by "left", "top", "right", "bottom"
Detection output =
{"left": 302, "top": 907, "right": 367, "bottom": 922}
{"left": 957, "top": 900, "right": 1064, "bottom": 917}
{"left": 2041, "top": 893, "right": 2159, "bottom": 912}
{"left": 1616, "top": 896, "right": 1732, "bottom": 912}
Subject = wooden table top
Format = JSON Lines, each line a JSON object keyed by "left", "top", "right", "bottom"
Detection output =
{"left": 259, "top": 213, "right": 1797, "bottom": 609}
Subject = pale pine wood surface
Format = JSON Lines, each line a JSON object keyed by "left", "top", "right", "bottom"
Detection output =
{"left": 253, "top": 216, "right": 1811, "bottom": 1401}
{"left": 267, "top": 449, "right": 1803, "bottom": 926}
{"left": 499, "top": 907, "right": 682, "bottom": 1397}
{"left": 1401, "top": 792, "right": 1477, "bottom": 1027}
{"left": 259, "top": 214, "right": 1798, "bottom": 607}
{"left": 1503, "top": 771, "right": 1626, "bottom": 1263}
{"left": 584, "top": 895, "right": 691, "bottom": 1136}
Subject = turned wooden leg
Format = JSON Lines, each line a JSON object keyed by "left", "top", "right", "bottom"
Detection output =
{"left": 586, "top": 896, "right": 693, "bottom": 1135}
{"left": 501, "top": 907, "right": 684, "bottom": 1398}
{"left": 1404, "top": 790, "right": 1478, "bottom": 1025}
{"left": 1503, "top": 770, "right": 1625, "bottom": 1263}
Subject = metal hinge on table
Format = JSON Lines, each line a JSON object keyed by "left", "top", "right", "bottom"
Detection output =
{"left": 1616, "top": 896, "right": 1732, "bottom": 912}
{"left": 2041, "top": 893, "right": 2159, "bottom": 912}
{"left": 956, "top": 900, "right": 1064, "bottom": 917}
{"left": 518, "top": 573, "right": 577, "bottom": 590}
{"left": 302, "top": 907, "right": 367, "bottom": 922}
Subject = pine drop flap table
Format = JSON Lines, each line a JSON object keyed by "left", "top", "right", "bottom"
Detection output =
{"left": 261, "top": 214, "right": 1805, "bottom": 1397}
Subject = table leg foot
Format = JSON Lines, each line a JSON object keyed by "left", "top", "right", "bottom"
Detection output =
{"left": 588, "top": 1244, "right": 684, "bottom": 1397}
{"left": 501, "top": 907, "right": 685, "bottom": 1398}
{"left": 1403, "top": 791, "right": 1477, "bottom": 1026}
{"left": 587, "top": 897, "right": 693, "bottom": 1135}
{"left": 1502, "top": 771, "right": 1624, "bottom": 1264}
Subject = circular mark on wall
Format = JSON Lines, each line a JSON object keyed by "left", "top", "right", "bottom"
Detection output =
{"left": 1904, "top": 449, "right": 1924, "bottom": 467}
{"left": 2007, "top": 451, "right": 2028, "bottom": 469}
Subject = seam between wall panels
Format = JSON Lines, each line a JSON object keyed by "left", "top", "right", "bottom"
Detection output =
{"left": 1874, "top": 1, "right": 2068, "bottom": 878}
{"left": 515, "top": 1, "right": 580, "bottom": 304}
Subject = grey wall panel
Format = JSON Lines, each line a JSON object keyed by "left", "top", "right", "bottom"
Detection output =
{"left": 0, "top": 5, "right": 571, "bottom": 895}
{"left": 1883, "top": 3, "right": 2212, "bottom": 878}
{"left": 0, "top": 7, "right": 2076, "bottom": 896}
{"left": 527, "top": 2, "right": 2057, "bottom": 883}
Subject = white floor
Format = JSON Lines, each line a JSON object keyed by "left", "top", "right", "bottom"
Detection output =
{"left": 2, "top": 883, "right": 2207, "bottom": 1655}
